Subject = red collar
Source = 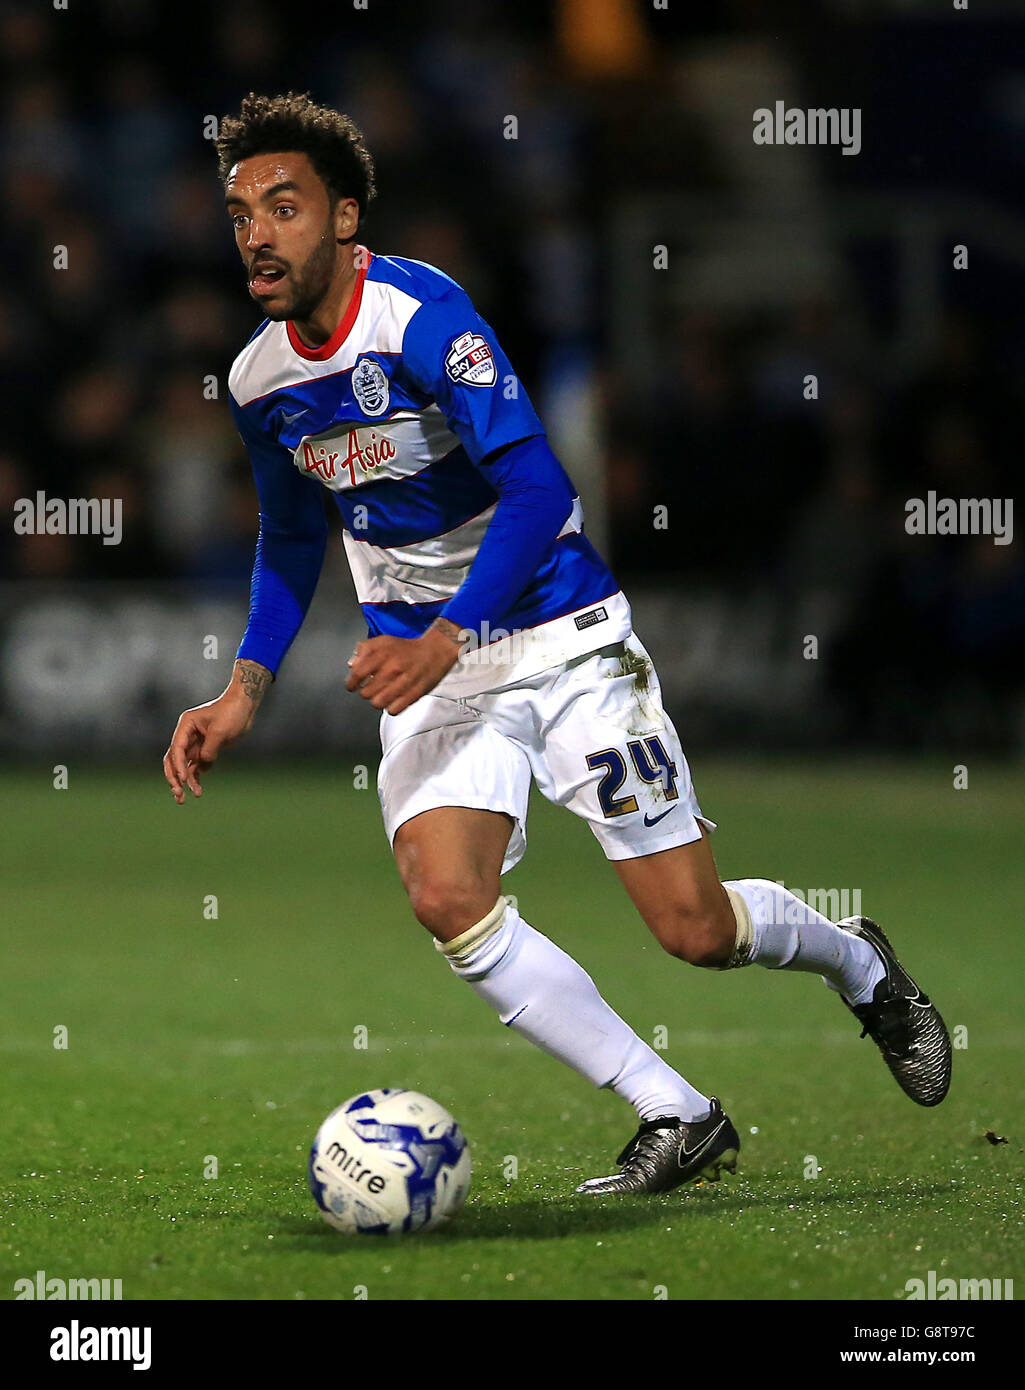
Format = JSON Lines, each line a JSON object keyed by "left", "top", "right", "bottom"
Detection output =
{"left": 286, "top": 248, "right": 370, "bottom": 361}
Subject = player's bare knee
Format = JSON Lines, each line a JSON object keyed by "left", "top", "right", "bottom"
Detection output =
{"left": 650, "top": 902, "right": 735, "bottom": 968}
{"left": 682, "top": 925, "right": 734, "bottom": 969}
{"left": 406, "top": 877, "right": 498, "bottom": 939}
{"left": 672, "top": 921, "right": 733, "bottom": 969}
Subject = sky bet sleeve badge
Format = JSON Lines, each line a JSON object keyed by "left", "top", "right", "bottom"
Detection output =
{"left": 445, "top": 331, "right": 497, "bottom": 387}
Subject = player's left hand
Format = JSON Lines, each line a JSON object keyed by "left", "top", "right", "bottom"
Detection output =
{"left": 345, "top": 626, "right": 464, "bottom": 714}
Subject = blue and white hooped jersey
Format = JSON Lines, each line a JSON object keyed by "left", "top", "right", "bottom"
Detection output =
{"left": 228, "top": 249, "right": 630, "bottom": 696}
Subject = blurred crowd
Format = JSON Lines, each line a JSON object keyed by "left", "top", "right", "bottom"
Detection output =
{"left": 2, "top": 0, "right": 1022, "bottom": 745}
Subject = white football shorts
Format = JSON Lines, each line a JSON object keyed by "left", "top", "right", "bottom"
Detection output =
{"left": 377, "top": 633, "right": 714, "bottom": 874}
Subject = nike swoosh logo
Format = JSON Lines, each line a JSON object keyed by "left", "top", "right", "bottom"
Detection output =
{"left": 643, "top": 807, "right": 676, "bottom": 827}
{"left": 281, "top": 408, "right": 307, "bottom": 424}
{"left": 679, "top": 1118, "right": 726, "bottom": 1167}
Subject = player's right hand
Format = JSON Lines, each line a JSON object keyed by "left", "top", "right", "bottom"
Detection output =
{"left": 162, "top": 694, "right": 254, "bottom": 804}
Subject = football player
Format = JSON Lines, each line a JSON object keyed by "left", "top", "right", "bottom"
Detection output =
{"left": 164, "top": 94, "right": 951, "bottom": 1195}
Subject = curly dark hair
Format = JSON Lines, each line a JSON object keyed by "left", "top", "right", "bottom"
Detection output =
{"left": 215, "top": 91, "right": 377, "bottom": 218}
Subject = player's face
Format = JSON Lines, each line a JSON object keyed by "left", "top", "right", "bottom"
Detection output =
{"left": 225, "top": 152, "right": 346, "bottom": 321}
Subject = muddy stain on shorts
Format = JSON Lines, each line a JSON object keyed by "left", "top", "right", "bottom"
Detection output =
{"left": 615, "top": 646, "right": 663, "bottom": 737}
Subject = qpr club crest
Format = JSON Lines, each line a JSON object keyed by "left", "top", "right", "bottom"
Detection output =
{"left": 352, "top": 357, "right": 390, "bottom": 417}
{"left": 445, "top": 330, "right": 497, "bottom": 388}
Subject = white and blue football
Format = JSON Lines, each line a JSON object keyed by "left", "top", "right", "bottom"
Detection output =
{"left": 308, "top": 1088, "right": 472, "bottom": 1235}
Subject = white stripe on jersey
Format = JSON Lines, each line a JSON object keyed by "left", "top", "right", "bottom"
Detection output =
{"left": 228, "top": 278, "right": 422, "bottom": 406}
{"left": 344, "top": 505, "right": 496, "bottom": 605}
{"left": 343, "top": 498, "right": 585, "bottom": 606}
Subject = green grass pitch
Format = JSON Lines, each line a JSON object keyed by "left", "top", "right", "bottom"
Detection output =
{"left": 2, "top": 758, "right": 1022, "bottom": 1301}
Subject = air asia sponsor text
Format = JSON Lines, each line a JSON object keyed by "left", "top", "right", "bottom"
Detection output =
{"left": 302, "top": 429, "right": 396, "bottom": 486}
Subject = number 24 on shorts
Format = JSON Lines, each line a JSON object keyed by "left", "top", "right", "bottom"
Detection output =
{"left": 585, "top": 736, "right": 680, "bottom": 818}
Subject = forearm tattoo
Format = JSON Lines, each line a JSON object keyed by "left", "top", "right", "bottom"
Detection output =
{"left": 234, "top": 659, "right": 273, "bottom": 704}
{"left": 429, "top": 617, "right": 469, "bottom": 648}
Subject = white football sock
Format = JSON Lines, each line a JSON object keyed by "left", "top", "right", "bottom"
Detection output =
{"left": 438, "top": 898, "right": 710, "bottom": 1123}
{"left": 722, "top": 878, "right": 884, "bottom": 1004}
